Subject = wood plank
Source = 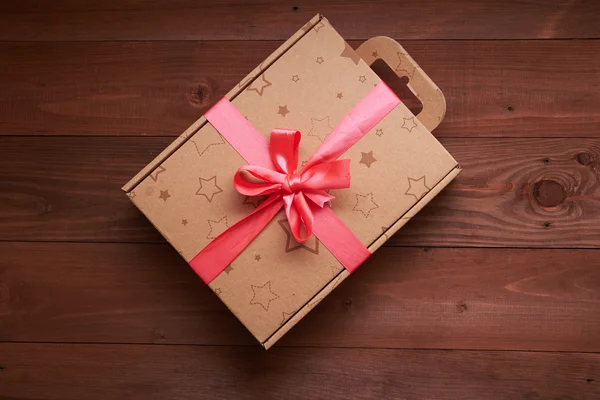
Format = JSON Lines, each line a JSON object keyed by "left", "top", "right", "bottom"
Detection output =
{"left": 2, "top": 243, "right": 599, "bottom": 351}
{"left": 1, "top": 343, "right": 599, "bottom": 399}
{"left": 1, "top": 0, "right": 599, "bottom": 41}
{"left": 1, "top": 137, "right": 599, "bottom": 247}
{"left": 1, "top": 40, "right": 600, "bottom": 138}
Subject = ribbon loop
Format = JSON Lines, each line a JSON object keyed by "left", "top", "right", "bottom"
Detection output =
{"left": 234, "top": 129, "right": 350, "bottom": 243}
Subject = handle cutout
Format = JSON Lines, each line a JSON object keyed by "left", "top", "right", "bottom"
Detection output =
{"left": 371, "top": 58, "right": 423, "bottom": 117}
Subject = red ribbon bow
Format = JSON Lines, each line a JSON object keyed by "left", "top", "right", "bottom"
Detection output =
{"left": 234, "top": 128, "right": 351, "bottom": 242}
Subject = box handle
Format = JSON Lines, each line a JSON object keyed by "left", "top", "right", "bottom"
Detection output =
{"left": 356, "top": 36, "right": 446, "bottom": 131}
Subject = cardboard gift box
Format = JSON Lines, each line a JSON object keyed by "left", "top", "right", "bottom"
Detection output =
{"left": 123, "top": 14, "right": 461, "bottom": 348}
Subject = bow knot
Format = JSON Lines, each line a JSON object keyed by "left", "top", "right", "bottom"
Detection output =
{"left": 282, "top": 173, "right": 302, "bottom": 194}
{"left": 234, "top": 128, "right": 351, "bottom": 243}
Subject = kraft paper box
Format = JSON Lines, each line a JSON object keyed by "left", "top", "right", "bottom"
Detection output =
{"left": 123, "top": 14, "right": 461, "bottom": 348}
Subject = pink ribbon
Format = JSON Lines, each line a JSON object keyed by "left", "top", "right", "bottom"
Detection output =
{"left": 190, "top": 81, "right": 401, "bottom": 283}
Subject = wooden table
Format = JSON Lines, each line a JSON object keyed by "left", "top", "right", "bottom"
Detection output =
{"left": 1, "top": 1, "right": 600, "bottom": 399}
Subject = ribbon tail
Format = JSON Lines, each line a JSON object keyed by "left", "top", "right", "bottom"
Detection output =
{"left": 189, "top": 194, "right": 283, "bottom": 283}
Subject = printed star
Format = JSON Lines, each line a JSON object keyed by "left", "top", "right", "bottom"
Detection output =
{"left": 191, "top": 129, "right": 225, "bottom": 157}
{"left": 340, "top": 42, "right": 361, "bottom": 65}
{"left": 243, "top": 195, "right": 266, "bottom": 208}
{"left": 372, "top": 50, "right": 379, "bottom": 58}
{"left": 316, "top": 56, "right": 324, "bottom": 64}
{"left": 394, "top": 52, "right": 417, "bottom": 78}
{"left": 127, "top": 191, "right": 136, "bottom": 199}
{"left": 280, "top": 311, "right": 294, "bottom": 325}
{"left": 150, "top": 166, "right": 166, "bottom": 182}
{"left": 353, "top": 192, "right": 379, "bottom": 218}
{"left": 278, "top": 219, "right": 319, "bottom": 254}
{"left": 308, "top": 116, "right": 333, "bottom": 142}
{"left": 358, "top": 75, "right": 367, "bottom": 83}
{"left": 223, "top": 264, "right": 234, "bottom": 275}
{"left": 375, "top": 128, "right": 384, "bottom": 137}
{"left": 250, "top": 281, "right": 279, "bottom": 311}
{"left": 359, "top": 151, "right": 377, "bottom": 168}
{"left": 405, "top": 176, "right": 430, "bottom": 200}
{"left": 278, "top": 105, "right": 290, "bottom": 117}
{"left": 207, "top": 216, "right": 228, "bottom": 240}
{"left": 159, "top": 190, "right": 171, "bottom": 201}
{"left": 313, "top": 20, "right": 326, "bottom": 32}
{"left": 401, "top": 116, "right": 418, "bottom": 132}
{"left": 381, "top": 226, "right": 388, "bottom": 233}
{"left": 398, "top": 67, "right": 417, "bottom": 79}
{"left": 181, "top": 219, "right": 188, "bottom": 226}
{"left": 214, "top": 288, "right": 223, "bottom": 296}
{"left": 329, "top": 265, "right": 340, "bottom": 277}
{"left": 291, "top": 75, "right": 300, "bottom": 82}
{"left": 336, "top": 92, "right": 343, "bottom": 99}
{"left": 196, "top": 176, "right": 223, "bottom": 202}
{"left": 255, "top": 254, "right": 261, "bottom": 262}
{"left": 246, "top": 73, "right": 272, "bottom": 96}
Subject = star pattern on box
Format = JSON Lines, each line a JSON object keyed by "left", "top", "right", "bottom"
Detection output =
{"left": 127, "top": 191, "right": 137, "bottom": 199}
{"left": 250, "top": 281, "right": 279, "bottom": 311}
{"left": 246, "top": 73, "right": 272, "bottom": 96}
{"left": 243, "top": 195, "right": 267, "bottom": 208}
{"left": 336, "top": 92, "right": 343, "bottom": 99}
{"left": 359, "top": 151, "right": 377, "bottom": 168}
{"left": 401, "top": 116, "right": 418, "bottom": 132}
{"left": 191, "top": 131, "right": 225, "bottom": 158}
{"left": 340, "top": 42, "right": 361, "bottom": 65}
{"left": 394, "top": 52, "right": 417, "bottom": 79}
{"left": 207, "top": 216, "right": 228, "bottom": 240}
{"left": 398, "top": 66, "right": 417, "bottom": 79}
{"left": 316, "top": 56, "right": 324, "bottom": 64}
{"left": 181, "top": 219, "right": 188, "bottom": 226}
{"left": 159, "top": 190, "right": 171, "bottom": 202}
{"left": 280, "top": 311, "right": 294, "bottom": 325}
{"left": 405, "top": 176, "right": 430, "bottom": 200}
{"left": 278, "top": 219, "right": 319, "bottom": 254}
{"left": 149, "top": 166, "right": 166, "bottom": 182}
{"left": 358, "top": 75, "right": 367, "bottom": 83}
{"left": 278, "top": 105, "right": 290, "bottom": 117}
{"left": 329, "top": 265, "right": 340, "bottom": 277}
{"left": 375, "top": 128, "right": 384, "bottom": 137}
{"left": 223, "top": 264, "right": 234, "bottom": 275}
{"left": 353, "top": 192, "right": 379, "bottom": 218}
{"left": 214, "top": 288, "right": 223, "bottom": 296}
{"left": 372, "top": 50, "right": 379, "bottom": 58}
{"left": 291, "top": 75, "right": 300, "bottom": 83}
{"left": 196, "top": 176, "right": 223, "bottom": 202}
{"left": 308, "top": 116, "right": 333, "bottom": 142}
{"left": 255, "top": 254, "right": 262, "bottom": 262}
{"left": 314, "top": 20, "right": 326, "bottom": 32}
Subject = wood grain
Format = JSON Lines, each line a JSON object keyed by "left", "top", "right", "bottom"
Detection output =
{"left": 1, "top": 0, "right": 599, "bottom": 41}
{"left": 2, "top": 243, "right": 599, "bottom": 351}
{"left": 1, "top": 40, "right": 600, "bottom": 137}
{"left": 1, "top": 137, "right": 599, "bottom": 247}
{"left": 1, "top": 343, "right": 599, "bottom": 400}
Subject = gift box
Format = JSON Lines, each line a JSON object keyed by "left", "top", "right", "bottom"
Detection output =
{"left": 123, "top": 14, "right": 461, "bottom": 348}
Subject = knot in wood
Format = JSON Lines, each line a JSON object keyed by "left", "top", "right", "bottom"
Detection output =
{"left": 577, "top": 152, "right": 591, "bottom": 165}
{"left": 532, "top": 179, "right": 566, "bottom": 208}
{"left": 188, "top": 82, "right": 213, "bottom": 108}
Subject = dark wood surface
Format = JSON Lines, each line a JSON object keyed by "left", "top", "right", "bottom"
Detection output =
{"left": 1, "top": 1, "right": 600, "bottom": 399}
